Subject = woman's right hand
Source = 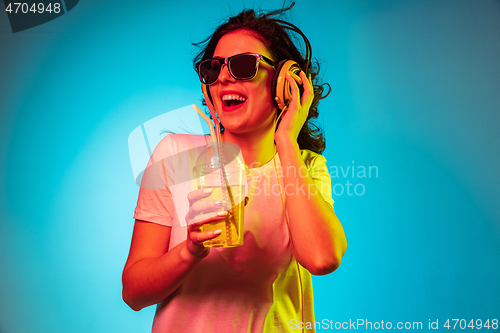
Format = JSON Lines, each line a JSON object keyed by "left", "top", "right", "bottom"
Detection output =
{"left": 123, "top": 189, "right": 226, "bottom": 311}
{"left": 185, "top": 188, "right": 227, "bottom": 258}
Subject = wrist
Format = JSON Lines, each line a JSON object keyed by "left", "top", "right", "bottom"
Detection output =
{"left": 275, "top": 135, "right": 299, "bottom": 152}
{"left": 180, "top": 242, "right": 208, "bottom": 264}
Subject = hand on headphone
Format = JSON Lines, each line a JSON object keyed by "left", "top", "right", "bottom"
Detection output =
{"left": 274, "top": 70, "right": 314, "bottom": 145}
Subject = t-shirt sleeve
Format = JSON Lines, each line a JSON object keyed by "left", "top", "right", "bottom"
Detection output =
{"left": 134, "top": 162, "right": 179, "bottom": 226}
{"left": 132, "top": 134, "right": 208, "bottom": 228}
{"left": 133, "top": 136, "right": 179, "bottom": 227}
{"left": 303, "top": 151, "right": 334, "bottom": 206}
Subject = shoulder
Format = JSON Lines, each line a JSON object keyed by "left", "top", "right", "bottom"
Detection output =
{"left": 157, "top": 134, "right": 207, "bottom": 150}
{"left": 300, "top": 149, "right": 334, "bottom": 205}
{"left": 300, "top": 149, "right": 327, "bottom": 168}
{"left": 152, "top": 134, "right": 208, "bottom": 157}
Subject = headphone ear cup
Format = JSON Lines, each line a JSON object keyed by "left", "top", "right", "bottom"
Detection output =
{"left": 271, "top": 60, "right": 288, "bottom": 109}
{"left": 272, "top": 60, "right": 302, "bottom": 110}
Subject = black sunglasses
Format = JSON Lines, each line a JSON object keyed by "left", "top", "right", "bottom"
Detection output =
{"left": 198, "top": 53, "right": 276, "bottom": 85}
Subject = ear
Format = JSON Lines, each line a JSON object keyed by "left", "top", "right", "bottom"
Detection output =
{"left": 272, "top": 60, "right": 303, "bottom": 110}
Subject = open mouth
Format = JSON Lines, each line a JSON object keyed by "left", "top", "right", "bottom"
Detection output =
{"left": 222, "top": 94, "right": 247, "bottom": 108}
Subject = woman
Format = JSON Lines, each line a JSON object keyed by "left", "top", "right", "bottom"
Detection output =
{"left": 122, "top": 5, "right": 347, "bottom": 332}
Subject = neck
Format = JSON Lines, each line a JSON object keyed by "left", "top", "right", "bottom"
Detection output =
{"left": 221, "top": 126, "right": 276, "bottom": 169}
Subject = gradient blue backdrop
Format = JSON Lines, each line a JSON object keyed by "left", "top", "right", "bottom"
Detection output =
{"left": 1, "top": 1, "right": 499, "bottom": 332}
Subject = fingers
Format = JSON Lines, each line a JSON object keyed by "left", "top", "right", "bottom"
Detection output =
{"left": 285, "top": 71, "right": 313, "bottom": 112}
{"left": 187, "top": 187, "right": 213, "bottom": 205}
{"left": 186, "top": 188, "right": 226, "bottom": 222}
{"left": 190, "top": 227, "right": 222, "bottom": 244}
{"left": 187, "top": 211, "right": 227, "bottom": 252}
{"left": 190, "top": 211, "right": 227, "bottom": 226}
{"left": 298, "top": 70, "right": 313, "bottom": 105}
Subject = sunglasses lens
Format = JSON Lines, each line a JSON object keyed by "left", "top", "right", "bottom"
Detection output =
{"left": 230, "top": 54, "right": 258, "bottom": 79}
{"left": 199, "top": 59, "right": 221, "bottom": 84}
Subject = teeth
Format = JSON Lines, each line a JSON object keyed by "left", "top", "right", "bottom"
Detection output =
{"left": 222, "top": 94, "right": 247, "bottom": 102}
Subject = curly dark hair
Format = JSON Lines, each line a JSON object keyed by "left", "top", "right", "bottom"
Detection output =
{"left": 193, "top": 3, "right": 330, "bottom": 154}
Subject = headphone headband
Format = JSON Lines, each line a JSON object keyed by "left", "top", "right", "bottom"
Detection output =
{"left": 201, "top": 16, "right": 313, "bottom": 113}
{"left": 273, "top": 19, "right": 312, "bottom": 75}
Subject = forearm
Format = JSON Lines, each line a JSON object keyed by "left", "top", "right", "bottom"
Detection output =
{"left": 122, "top": 241, "right": 203, "bottom": 311}
{"left": 276, "top": 138, "right": 347, "bottom": 275}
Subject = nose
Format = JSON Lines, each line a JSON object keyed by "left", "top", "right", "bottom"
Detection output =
{"left": 218, "top": 64, "right": 235, "bottom": 83}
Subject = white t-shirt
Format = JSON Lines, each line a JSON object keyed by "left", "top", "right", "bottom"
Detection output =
{"left": 134, "top": 134, "right": 334, "bottom": 333}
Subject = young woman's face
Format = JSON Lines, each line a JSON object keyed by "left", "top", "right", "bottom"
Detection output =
{"left": 208, "top": 30, "right": 277, "bottom": 136}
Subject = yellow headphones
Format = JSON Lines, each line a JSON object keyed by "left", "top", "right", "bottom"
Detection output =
{"left": 271, "top": 59, "right": 303, "bottom": 110}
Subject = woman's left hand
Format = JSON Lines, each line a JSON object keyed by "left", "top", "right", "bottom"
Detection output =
{"left": 274, "top": 70, "right": 314, "bottom": 145}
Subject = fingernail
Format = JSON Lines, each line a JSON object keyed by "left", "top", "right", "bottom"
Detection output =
{"left": 215, "top": 200, "right": 225, "bottom": 206}
{"left": 203, "top": 188, "right": 212, "bottom": 194}
{"left": 217, "top": 211, "right": 227, "bottom": 217}
{"left": 214, "top": 229, "right": 222, "bottom": 235}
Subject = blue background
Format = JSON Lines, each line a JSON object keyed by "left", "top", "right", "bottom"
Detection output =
{"left": 1, "top": 0, "right": 499, "bottom": 332}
